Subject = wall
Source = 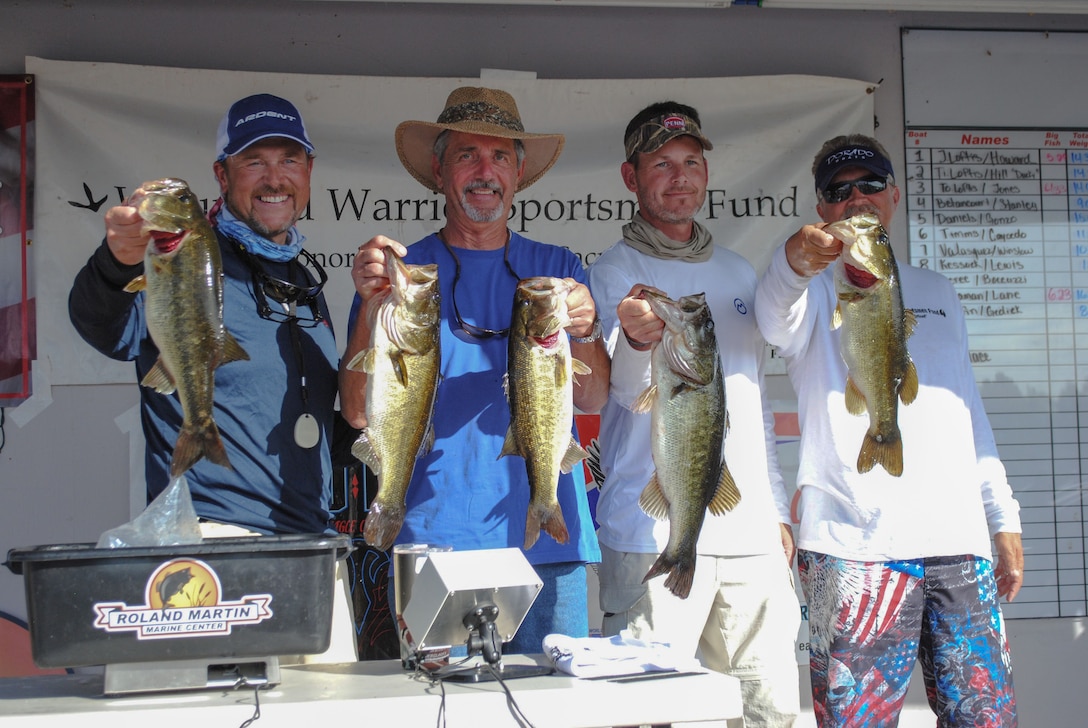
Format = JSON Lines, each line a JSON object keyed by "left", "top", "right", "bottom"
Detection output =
{"left": 1, "top": 1, "right": 1086, "bottom": 724}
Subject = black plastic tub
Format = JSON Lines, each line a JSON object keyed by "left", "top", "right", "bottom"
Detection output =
{"left": 4, "top": 534, "right": 351, "bottom": 669}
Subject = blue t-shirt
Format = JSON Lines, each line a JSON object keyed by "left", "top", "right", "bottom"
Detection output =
{"left": 348, "top": 231, "right": 601, "bottom": 565}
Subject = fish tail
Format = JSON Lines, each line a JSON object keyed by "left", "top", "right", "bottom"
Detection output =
{"left": 171, "top": 419, "right": 231, "bottom": 477}
{"left": 524, "top": 502, "right": 569, "bottom": 550}
{"left": 857, "top": 430, "right": 904, "bottom": 477}
{"left": 642, "top": 551, "right": 695, "bottom": 600}
{"left": 363, "top": 501, "right": 406, "bottom": 552}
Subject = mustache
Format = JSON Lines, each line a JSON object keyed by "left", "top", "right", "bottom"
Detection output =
{"left": 463, "top": 180, "right": 503, "bottom": 195}
{"left": 254, "top": 185, "right": 293, "bottom": 197}
{"left": 844, "top": 202, "right": 878, "bottom": 218}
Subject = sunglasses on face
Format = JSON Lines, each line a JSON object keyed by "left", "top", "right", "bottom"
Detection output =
{"left": 820, "top": 176, "right": 889, "bottom": 204}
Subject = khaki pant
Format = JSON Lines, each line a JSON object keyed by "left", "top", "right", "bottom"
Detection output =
{"left": 598, "top": 545, "right": 801, "bottom": 728}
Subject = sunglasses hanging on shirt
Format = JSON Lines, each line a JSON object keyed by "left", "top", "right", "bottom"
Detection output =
{"left": 232, "top": 241, "right": 326, "bottom": 449}
{"left": 438, "top": 232, "right": 521, "bottom": 339}
{"left": 236, "top": 244, "right": 328, "bottom": 328}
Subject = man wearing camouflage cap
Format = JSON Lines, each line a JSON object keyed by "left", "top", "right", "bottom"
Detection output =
{"left": 588, "top": 101, "right": 801, "bottom": 727}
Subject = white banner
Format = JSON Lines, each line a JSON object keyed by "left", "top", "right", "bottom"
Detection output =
{"left": 27, "top": 57, "right": 875, "bottom": 385}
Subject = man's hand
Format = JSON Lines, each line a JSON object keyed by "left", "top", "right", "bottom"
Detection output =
{"left": 351, "top": 235, "right": 408, "bottom": 303}
{"left": 993, "top": 531, "right": 1024, "bottom": 602}
{"left": 105, "top": 205, "right": 150, "bottom": 266}
{"left": 779, "top": 523, "right": 796, "bottom": 567}
{"left": 563, "top": 280, "right": 598, "bottom": 340}
{"left": 617, "top": 284, "right": 666, "bottom": 350}
{"left": 783, "top": 223, "right": 842, "bottom": 278}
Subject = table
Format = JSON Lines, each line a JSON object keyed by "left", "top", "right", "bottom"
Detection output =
{"left": 0, "top": 656, "right": 744, "bottom": 727}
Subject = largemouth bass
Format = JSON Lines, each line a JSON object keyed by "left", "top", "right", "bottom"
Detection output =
{"left": 122, "top": 178, "right": 249, "bottom": 477}
{"left": 632, "top": 290, "right": 740, "bottom": 599}
{"left": 827, "top": 212, "right": 918, "bottom": 477}
{"left": 500, "top": 277, "right": 591, "bottom": 550}
{"left": 347, "top": 248, "right": 441, "bottom": 552}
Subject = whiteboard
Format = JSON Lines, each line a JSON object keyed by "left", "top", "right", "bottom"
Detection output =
{"left": 902, "top": 28, "right": 1088, "bottom": 128}
{"left": 902, "top": 29, "right": 1088, "bottom": 621}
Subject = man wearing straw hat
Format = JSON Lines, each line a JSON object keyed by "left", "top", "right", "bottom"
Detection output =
{"left": 341, "top": 87, "right": 609, "bottom": 652}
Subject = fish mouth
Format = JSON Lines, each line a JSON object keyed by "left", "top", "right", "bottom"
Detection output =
{"left": 149, "top": 229, "right": 185, "bottom": 255}
{"left": 843, "top": 262, "right": 878, "bottom": 288}
{"left": 533, "top": 331, "right": 561, "bottom": 348}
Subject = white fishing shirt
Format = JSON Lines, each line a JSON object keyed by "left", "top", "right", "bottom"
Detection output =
{"left": 588, "top": 241, "right": 791, "bottom": 557}
{"left": 754, "top": 244, "right": 1022, "bottom": 562}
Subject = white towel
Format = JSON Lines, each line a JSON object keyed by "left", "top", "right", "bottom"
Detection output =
{"left": 542, "top": 630, "right": 704, "bottom": 678}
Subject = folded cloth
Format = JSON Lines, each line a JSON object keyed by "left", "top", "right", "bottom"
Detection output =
{"left": 542, "top": 630, "right": 704, "bottom": 678}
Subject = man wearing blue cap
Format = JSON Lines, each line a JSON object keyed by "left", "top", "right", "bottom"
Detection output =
{"left": 69, "top": 94, "right": 356, "bottom": 662}
{"left": 755, "top": 134, "right": 1022, "bottom": 726}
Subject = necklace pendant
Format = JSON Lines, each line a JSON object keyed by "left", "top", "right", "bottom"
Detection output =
{"left": 294, "top": 413, "right": 320, "bottom": 449}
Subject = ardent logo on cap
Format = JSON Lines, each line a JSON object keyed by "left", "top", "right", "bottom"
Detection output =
{"left": 662, "top": 115, "right": 687, "bottom": 131}
{"left": 234, "top": 110, "right": 299, "bottom": 127}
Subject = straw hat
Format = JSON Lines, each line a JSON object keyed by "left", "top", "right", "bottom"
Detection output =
{"left": 394, "top": 86, "right": 565, "bottom": 193}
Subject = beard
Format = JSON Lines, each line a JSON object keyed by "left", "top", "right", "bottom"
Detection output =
{"left": 459, "top": 180, "right": 507, "bottom": 223}
{"left": 227, "top": 185, "right": 300, "bottom": 241}
{"left": 637, "top": 184, "right": 705, "bottom": 227}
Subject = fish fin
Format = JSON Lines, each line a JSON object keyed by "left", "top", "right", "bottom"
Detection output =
{"left": 831, "top": 303, "right": 843, "bottom": 330}
{"left": 899, "top": 359, "right": 919, "bottom": 406}
{"left": 637, "top": 474, "right": 670, "bottom": 521}
{"left": 419, "top": 421, "right": 437, "bottom": 457}
{"left": 903, "top": 308, "right": 918, "bottom": 339}
{"left": 389, "top": 350, "right": 409, "bottom": 388}
{"left": 572, "top": 358, "right": 592, "bottom": 376}
{"left": 171, "top": 419, "right": 231, "bottom": 477}
{"left": 844, "top": 377, "right": 867, "bottom": 416}
{"left": 707, "top": 463, "right": 742, "bottom": 515}
{"left": 140, "top": 358, "right": 176, "bottom": 395}
{"left": 344, "top": 348, "right": 372, "bottom": 373}
{"left": 221, "top": 330, "right": 250, "bottom": 365}
{"left": 122, "top": 275, "right": 147, "bottom": 294}
{"left": 524, "top": 502, "right": 570, "bottom": 550}
{"left": 363, "top": 501, "right": 405, "bottom": 552}
{"left": 642, "top": 551, "right": 695, "bottom": 600}
{"left": 631, "top": 384, "right": 657, "bottom": 415}
{"left": 350, "top": 428, "right": 381, "bottom": 474}
{"left": 497, "top": 425, "right": 523, "bottom": 460}
{"left": 857, "top": 430, "right": 904, "bottom": 477}
{"left": 559, "top": 437, "right": 590, "bottom": 473}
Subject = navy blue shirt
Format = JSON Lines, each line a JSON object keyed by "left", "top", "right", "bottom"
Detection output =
{"left": 70, "top": 230, "right": 339, "bottom": 534}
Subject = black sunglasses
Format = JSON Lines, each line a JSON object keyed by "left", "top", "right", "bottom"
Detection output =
{"left": 237, "top": 245, "right": 327, "bottom": 327}
{"left": 439, "top": 236, "right": 520, "bottom": 339}
{"left": 820, "top": 176, "right": 889, "bottom": 204}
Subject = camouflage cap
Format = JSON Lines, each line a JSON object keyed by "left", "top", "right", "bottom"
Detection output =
{"left": 624, "top": 112, "right": 713, "bottom": 161}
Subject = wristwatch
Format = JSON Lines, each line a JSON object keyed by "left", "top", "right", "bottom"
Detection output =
{"left": 571, "top": 316, "right": 603, "bottom": 344}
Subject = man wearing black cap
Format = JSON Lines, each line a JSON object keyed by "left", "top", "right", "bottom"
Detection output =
{"left": 70, "top": 94, "right": 357, "bottom": 662}
{"left": 342, "top": 87, "right": 609, "bottom": 653}
{"left": 755, "top": 134, "right": 1022, "bottom": 726}
{"left": 587, "top": 100, "right": 801, "bottom": 727}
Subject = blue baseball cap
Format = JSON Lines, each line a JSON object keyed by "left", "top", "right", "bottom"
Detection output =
{"left": 215, "top": 94, "right": 315, "bottom": 161}
{"left": 814, "top": 143, "right": 894, "bottom": 193}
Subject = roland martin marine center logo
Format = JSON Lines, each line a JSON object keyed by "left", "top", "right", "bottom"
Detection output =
{"left": 93, "top": 558, "right": 273, "bottom": 639}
